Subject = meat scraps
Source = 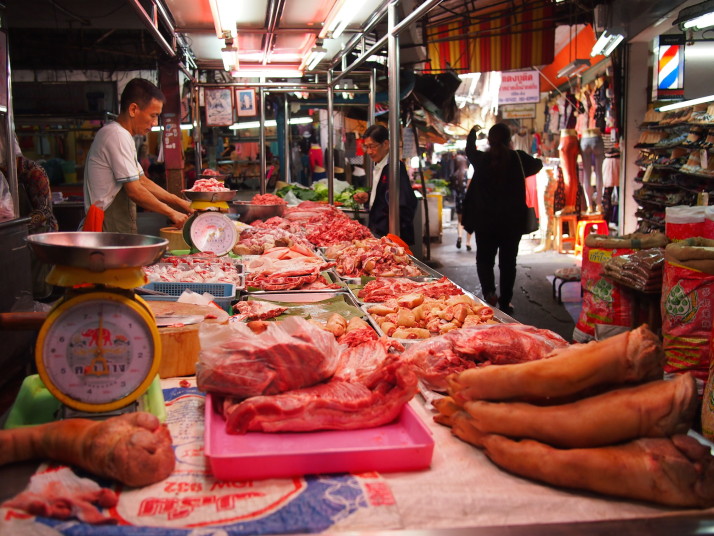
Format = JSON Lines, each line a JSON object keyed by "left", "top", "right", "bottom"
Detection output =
{"left": 196, "top": 316, "right": 341, "bottom": 398}
{"left": 402, "top": 323, "right": 569, "bottom": 391}
{"left": 3, "top": 467, "right": 118, "bottom": 524}
{"left": 232, "top": 300, "right": 288, "bottom": 322}
{"left": 358, "top": 276, "right": 464, "bottom": 302}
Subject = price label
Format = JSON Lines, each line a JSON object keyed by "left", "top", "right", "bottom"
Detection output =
{"left": 642, "top": 164, "right": 654, "bottom": 183}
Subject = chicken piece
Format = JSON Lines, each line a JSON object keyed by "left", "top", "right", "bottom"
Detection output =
{"left": 448, "top": 324, "right": 664, "bottom": 403}
{"left": 396, "top": 293, "right": 424, "bottom": 308}
{"left": 380, "top": 321, "right": 397, "bottom": 336}
{"left": 325, "top": 313, "right": 348, "bottom": 337}
{"left": 392, "top": 327, "right": 431, "bottom": 339}
{"left": 368, "top": 303, "right": 398, "bottom": 316}
{"left": 455, "top": 373, "right": 697, "bottom": 448}
{"left": 345, "top": 316, "right": 370, "bottom": 333}
{"left": 396, "top": 308, "right": 417, "bottom": 328}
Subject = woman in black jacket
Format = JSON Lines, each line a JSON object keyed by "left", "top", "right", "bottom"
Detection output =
{"left": 462, "top": 123, "right": 543, "bottom": 315}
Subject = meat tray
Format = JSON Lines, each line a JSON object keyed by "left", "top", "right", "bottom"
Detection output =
{"left": 204, "top": 394, "right": 435, "bottom": 480}
{"left": 234, "top": 291, "right": 381, "bottom": 337}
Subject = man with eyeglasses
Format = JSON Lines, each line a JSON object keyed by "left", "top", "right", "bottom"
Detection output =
{"left": 83, "top": 78, "right": 193, "bottom": 233}
{"left": 363, "top": 124, "right": 418, "bottom": 245}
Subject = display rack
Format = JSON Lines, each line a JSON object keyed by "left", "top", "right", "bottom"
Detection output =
{"left": 632, "top": 106, "right": 714, "bottom": 232}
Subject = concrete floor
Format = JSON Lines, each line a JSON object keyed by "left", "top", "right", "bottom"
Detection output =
{"left": 423, "top": 217, "right": 582, "bottom": 343}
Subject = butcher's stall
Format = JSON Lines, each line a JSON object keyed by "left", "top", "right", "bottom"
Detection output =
{"left": 1, "top": 198, "right": 713, "bottom": 535}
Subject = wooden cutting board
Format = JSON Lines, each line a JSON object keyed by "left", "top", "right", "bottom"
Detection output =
{"left": 145, "top": 301, "right": 229, "bottom": 378}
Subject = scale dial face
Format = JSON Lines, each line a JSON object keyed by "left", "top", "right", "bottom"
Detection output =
{"left": 188, "top": 211, "right": 238, "bottom": 256}
{"left": 36, "top": 292, "right": 161, "bottom": 413}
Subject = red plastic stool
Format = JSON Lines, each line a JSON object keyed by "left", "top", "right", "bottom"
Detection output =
{"left": 574, "top": 219, "right": 609, "bottom": 257}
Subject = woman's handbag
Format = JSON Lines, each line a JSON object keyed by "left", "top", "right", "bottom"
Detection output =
{"left": 516, "top": 151, "right": 539, "bottom": 234}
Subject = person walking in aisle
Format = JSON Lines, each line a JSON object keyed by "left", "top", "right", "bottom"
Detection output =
{"left": 83, "top": 78, "right": 193, "bottom": 233}
{"left": 462, "top": 123, "right": 543, "bottom": 315}
{"left": 452, "top": 150, "right": 472, "bottom": 251}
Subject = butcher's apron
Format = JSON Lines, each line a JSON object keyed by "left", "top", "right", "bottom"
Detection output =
{"left": 103, "top": 186, "right": 137, "bottom": 233}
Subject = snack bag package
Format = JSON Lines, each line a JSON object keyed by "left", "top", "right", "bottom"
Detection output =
{"left": 702, "top": 321, "right": 714, "bottom": 440}
{"left": 573, "top": 232, "right": 669, "bottom": 343}
{"left": 662, "top": 239, "right": 714, "bottom": 393}
{"left": 665, "top": 205, "right": 705, "bottom": 242}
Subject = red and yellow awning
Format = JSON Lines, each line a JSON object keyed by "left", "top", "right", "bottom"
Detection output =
{"left": 426, "top": 0, "right": 555, "bottom": 73}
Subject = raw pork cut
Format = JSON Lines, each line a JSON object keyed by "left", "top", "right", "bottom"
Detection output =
{"left": 358, "top": 276, "right": 463, "bottom": 302}
{"left": 402, "top": 323, "right": 568, "bottom": 391}
{"left": 196, "top": 316, "right": 340, "bottom": 398}
{"left": 232, "top": 300, "right": 287, "bottom": 321}
{"left": 223, "top": 355, "right": 417, "bottom": 433}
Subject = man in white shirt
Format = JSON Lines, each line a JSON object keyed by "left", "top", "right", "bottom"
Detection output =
{"left": 83, "top": 78, "right": 192, "bottom": 233}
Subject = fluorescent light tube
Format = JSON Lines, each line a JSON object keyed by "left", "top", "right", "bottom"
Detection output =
{"left": 228, "top": 117, "right": 313, "bottom": 130}
{"left": 221, "top": 47, "right": 237, "bottom": 71}
{"left": 231, "top": 68, "right": 304, "bottom": 78}
{"left": 306, "top": 48, "right": 327, "bottom": 71}
{"left": 657, "top": 94, "right": 714, "bottom": 111}
{"left": 682, "top": 12, "right": 714, "bottom": 29}
{"left": 591, "top": 31, "right": 624, "bottom": 57}
{"left": 151, "top": 124, "right": 194, "bottom": 132}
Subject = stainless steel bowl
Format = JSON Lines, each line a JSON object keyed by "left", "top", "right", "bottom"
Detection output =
{"left": 27, "top": 232, "right": 169, "bottom": 271}
{"left": 230, "top": 202, "right": 286, "bottom": 223}
{"left": 182, "top": 190, "right": 237, "bottom": 203}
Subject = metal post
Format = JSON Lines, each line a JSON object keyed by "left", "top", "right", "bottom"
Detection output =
{"left": 283, "top": 95, "right": 291, "bottom": 183}
{"left": 327, "top": 70, "right": 334, "bottom": 204}
{"left": 367, "top": 67, "right": 377, "bottom": 190}
{"left": 259, "top": 87, "right": 266, "bottom": 194}
{"left": 387, "top": 1, "right": 400, "bottom": 238}
{"left": 192, "top": 84, "right": 202, "bottom": 173}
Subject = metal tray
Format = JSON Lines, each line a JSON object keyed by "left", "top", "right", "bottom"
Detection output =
{"left": 233, "top": 290, "right": 382, "bottom": 338}
{"left": 182, "top": 190, "right": 237, "bottom": 202}
{"left": 27, "top": 232, "right": 168, "bottom": 271}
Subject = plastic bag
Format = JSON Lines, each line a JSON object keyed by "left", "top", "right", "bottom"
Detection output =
{"left": 196, "top": 316, "right": 342, "bottom": 399}
{"left": 0, "top": 171, "right": 14, "bottom": 222}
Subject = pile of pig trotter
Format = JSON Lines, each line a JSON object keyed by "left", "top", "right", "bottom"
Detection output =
{"left": 434, "top": 324, "right": 714, "bottom": 508}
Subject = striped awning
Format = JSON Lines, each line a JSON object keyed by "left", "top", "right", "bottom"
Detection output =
{"left": 426, "top": 0, "right": 555, "bottom": 74}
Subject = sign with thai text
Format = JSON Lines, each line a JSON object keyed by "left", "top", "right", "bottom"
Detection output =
{"left": 499, "top": 70, "right": 540, "bottom": 104}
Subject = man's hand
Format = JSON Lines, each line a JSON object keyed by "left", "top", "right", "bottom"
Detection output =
{"left": 170, "top": 211, "right": 190, "bottom": 229}
{"left": 353, "top": 191, "right": 369, "bottom": 205}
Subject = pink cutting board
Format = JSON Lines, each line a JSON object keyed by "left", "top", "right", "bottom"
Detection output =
{"left": 204, "top": 394, "right": 434, "bottom": 481}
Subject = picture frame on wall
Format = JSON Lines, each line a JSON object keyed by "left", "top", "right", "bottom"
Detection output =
{"left": 205, "top": 87, "right": 233, "bottom": 126}
{"left": 236, "top": 88, "right": 256, "bottom": 117}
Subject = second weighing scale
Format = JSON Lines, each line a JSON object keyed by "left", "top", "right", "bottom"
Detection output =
{"left": 182, "top": 190, "right": 238, "bottom": 256}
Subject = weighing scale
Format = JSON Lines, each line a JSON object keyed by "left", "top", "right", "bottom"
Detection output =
{"left": 17, "top": 232, "right": 169, "bottom": 421}
{"left": 182, "top": 190, "right": 238, "bottom": 256}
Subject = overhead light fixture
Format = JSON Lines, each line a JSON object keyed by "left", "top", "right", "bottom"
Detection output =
{"left": 557, "top": 58, "right": 591, "bottom": 78}
{"left": 208, "top": 0, "right": 239, "bottom": 38}
{"left": 657, "top": 94, "right": 714, "bottom": 111}
{"left": 151, "top": 124, "right": 194, "bottom": 132}
{"left": 221, "top": 39, "right": 238, "bottom": 71}
{"left": 304, "top": 46, "right": 328, "bottom": 71}
{"left": 229, "top": 117, "right": 313, "bottom": 130}
{"left": 231, "top": 67, "right": 304, "bottom": 79}
{"left": 674, "top": 0, "right": 714, "bottom": 30}
{"left": 319, "top": 0, "right": 355, "bottom": 39}
{"left": 590, "top": 30, "right": 625, "bottom": 57}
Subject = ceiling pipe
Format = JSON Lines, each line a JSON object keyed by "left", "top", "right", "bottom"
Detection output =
{"left": 331, "top": 0, "right": 443, "bottom": 85}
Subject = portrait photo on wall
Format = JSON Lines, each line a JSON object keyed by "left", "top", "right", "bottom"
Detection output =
{"left": 205, "top": 87, "right": 234, "bottom": 126}
{"left": 236, "top": 88, "right": 256, "bottom": 117}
